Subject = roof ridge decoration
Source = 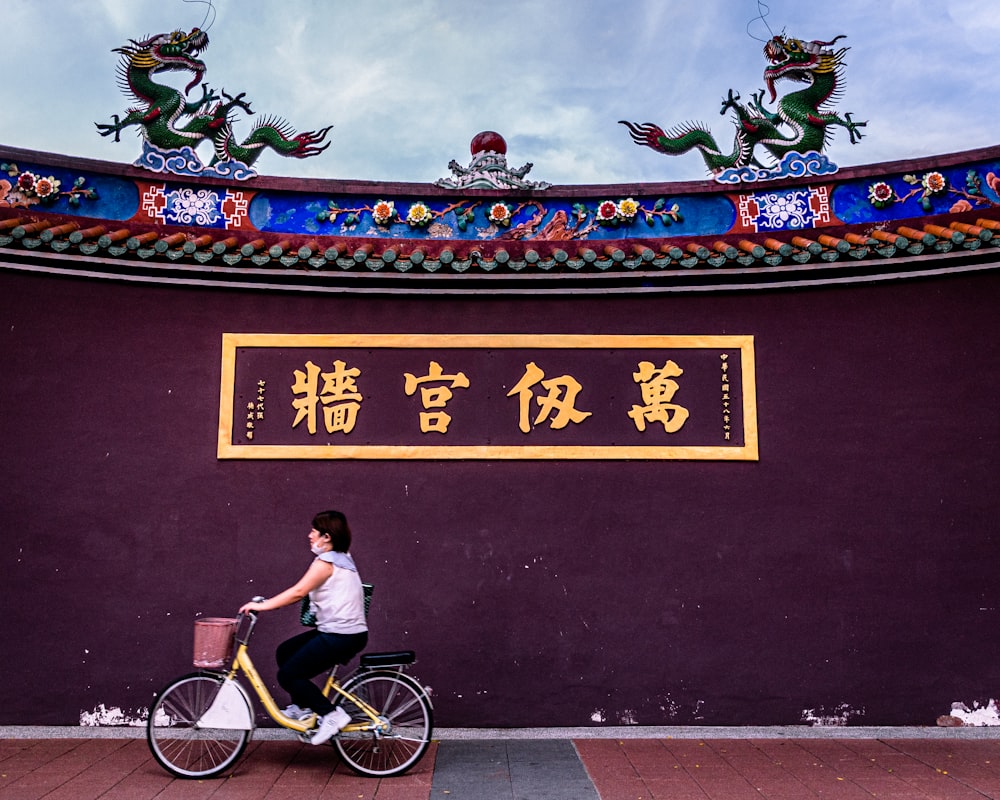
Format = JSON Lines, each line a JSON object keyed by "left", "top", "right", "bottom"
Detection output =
{"left": 435, "top": 132, "right": 552, "bottom": 191}
{"left": 621, "top": 33, "right": 867, "bottom": 184}
{"left": 3, "top": 142, "right": 1000, "bottom": 292}
{"left": 95, "top": 26, "right": 331, "bottom": 180}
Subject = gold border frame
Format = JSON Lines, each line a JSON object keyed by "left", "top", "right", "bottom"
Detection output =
{"left": 218, "top": 333, "right": 758, "bottom": 461}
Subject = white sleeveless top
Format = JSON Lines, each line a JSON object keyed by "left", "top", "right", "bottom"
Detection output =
{"left": 309, "top": 552, "right": 368, "bottom": 634}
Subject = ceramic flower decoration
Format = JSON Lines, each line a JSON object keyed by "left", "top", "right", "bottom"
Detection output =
{"left": 406, "top": 202, "right": 433, "bottom": 228}
{"left": 868, "top": 181, "right": 896, "bottom": 209}
{"left": 487, "top": 202, "right": 512, "bottom": 227}
{"left": 372, "top": 200, "right": 397, "bottom": 226}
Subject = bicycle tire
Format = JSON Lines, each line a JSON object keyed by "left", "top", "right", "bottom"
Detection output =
{"left": 146, "top": 672, "right": 251, "bottom": 779}
{"left": 332, "top": 669, "right": 433, "bottom": 777}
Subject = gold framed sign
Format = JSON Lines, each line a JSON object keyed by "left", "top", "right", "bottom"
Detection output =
{"left": 218, "top": 333, "right": 758, "bottom": 460}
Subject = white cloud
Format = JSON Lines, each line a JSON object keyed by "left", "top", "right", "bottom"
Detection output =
{"left": 0, "top": 0, "right": 996, "bottom": 182}
{"left": 946, "top": 0, "right": 1000, "bottom": 55}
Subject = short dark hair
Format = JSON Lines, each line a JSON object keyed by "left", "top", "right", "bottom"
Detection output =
{"left": 312, "top": 509, "right": 352, "bottom": 553}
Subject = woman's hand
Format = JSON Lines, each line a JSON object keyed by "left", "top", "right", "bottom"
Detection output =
{"left": 239, "top": 600, "right": 266, "bottom": 614}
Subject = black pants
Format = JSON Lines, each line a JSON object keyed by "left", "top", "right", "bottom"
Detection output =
{"left": 275, "top": 628, "right": 368, "bottom": 715}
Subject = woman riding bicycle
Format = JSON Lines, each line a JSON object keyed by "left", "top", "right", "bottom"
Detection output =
{"left": 239, "top": 509, "right": 368, "bottom": 745}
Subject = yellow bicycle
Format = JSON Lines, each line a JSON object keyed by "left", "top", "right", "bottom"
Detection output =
{"left": 146, "top": 595, "right": 433, "bottom": 779}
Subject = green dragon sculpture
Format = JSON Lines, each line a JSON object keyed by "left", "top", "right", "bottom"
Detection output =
{"left": 96, "top": 27, "right": 331, "bottom": 177}
{"left": 621, "top": 33, "right": 866, "bottom": 181}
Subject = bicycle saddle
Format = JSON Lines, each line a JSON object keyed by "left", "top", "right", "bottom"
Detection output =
{"left": 360, "top": 650, "right": 416, "bottom": 667}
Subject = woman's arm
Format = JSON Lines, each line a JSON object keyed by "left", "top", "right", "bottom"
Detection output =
{"left": 239, "top": 559, "right": 333, "bottom": 613}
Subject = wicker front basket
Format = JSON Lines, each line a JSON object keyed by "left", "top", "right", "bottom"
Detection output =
{"left": 193, "top": 617, "right": 238, "bottom": 668}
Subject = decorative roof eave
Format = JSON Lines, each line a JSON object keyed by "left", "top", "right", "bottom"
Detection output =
{"left": 2, "top": 143, "right": 1000, "bottom": 294}
{"left": 2, "top": 210, "right": 997, "bottom": 295}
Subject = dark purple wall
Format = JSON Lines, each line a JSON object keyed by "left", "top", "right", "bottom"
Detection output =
{"left": 1, "top": 268, "right": 997, "bottom": 728}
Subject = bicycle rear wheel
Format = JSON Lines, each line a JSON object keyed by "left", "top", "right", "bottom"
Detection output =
{"left": 333, "top": 670, "right": 433, "bottom": 777}
{"left": 146, "top": 672, "right": 251, "bottom": 778}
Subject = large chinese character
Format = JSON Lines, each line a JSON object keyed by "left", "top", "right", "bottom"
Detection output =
{"left": 628, "top": 360, "right": 689, "bottom": 433}
{"left": 291, "top": 359, "right": 364, "bottom": 435}
{"left": 507, "top": 361, "right": 592, "bottom": 434}
{"left": 403, "top": 360, "right": 470, "bottom": 434}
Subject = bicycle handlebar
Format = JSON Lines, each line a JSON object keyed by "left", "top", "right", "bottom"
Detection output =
{"left": 240, "top": 596, "right": 267, "bottom": 618}
{"left": 234, "top": 596, "right": 267, "bottom": 645}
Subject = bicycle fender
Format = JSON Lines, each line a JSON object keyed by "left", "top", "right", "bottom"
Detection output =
{"left": 197, "top": 678, "right": 254, "bottom": 730}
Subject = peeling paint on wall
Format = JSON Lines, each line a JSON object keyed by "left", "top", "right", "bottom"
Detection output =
{"left": 79, "top": 704, "right": 148, "bottom": 727}
{"left": 618, "top": 709, "right": 639, "bottom": 725}
{"left": 940, "top": 700, "right": 1000, "bottom": 726}
{"left": 589, "top": 699, "right": 703, "bottom": 726}
{"left": 801, "top": 703, "right": 865, "bottom": 726}
{"left": 655, "top": 694, "right": 682, "bottom": 719}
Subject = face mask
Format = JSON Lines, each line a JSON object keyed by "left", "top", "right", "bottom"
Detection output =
{"left": 311, "top": 543, "right": 325, "bottom": 556}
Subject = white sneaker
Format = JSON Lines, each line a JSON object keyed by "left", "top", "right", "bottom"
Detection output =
{"left": 310, "top": 707, "right": 351, "bottom": 746}
{"left": 282, "top": 704, "right": 313, "bottom": 720}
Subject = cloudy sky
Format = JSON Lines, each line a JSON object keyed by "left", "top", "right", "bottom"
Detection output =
{"left": 1, "top": 0, "right": 997, "bottom": 185}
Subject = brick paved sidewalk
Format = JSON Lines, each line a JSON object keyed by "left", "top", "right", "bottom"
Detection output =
{"left": 0, "top": 738, "right": 436, "bottom": 800}
{"left": 3, "top": 733, "right": 1000, "bottom": 799}
{"left": 576, "top": 737, "right": 1000, "bottom": 799}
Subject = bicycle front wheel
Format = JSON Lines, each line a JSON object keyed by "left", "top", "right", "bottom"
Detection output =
{"left": 146, "top": 672, "right": 251, "bottom": 779}
{"left": 333, "top": 670, "right": 433, "bottom": 777}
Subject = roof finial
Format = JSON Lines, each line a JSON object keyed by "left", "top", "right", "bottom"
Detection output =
{"left": 435, "top": 131, "right": 551, "bottom": 190}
